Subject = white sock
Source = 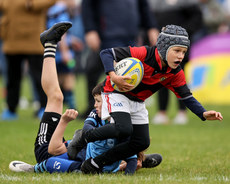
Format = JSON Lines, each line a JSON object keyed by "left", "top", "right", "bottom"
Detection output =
{"left": 43, "top": 43, "right": 57, "bottom": 58}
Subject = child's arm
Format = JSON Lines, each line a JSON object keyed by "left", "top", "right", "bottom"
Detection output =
{"left": 119, "top": 156, "right": 138, "bottom": 175}
{"left": 124, "top": 158, "right": 137, "bottom": 175}
{"left": 48, "top": 109, "right": 78, "bottom": 155}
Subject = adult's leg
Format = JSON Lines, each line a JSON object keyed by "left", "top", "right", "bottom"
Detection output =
{"left": 158, "top": 87, "right": 169, "bottom": 111}
{"left": 27, "top": 54, "right": 47, "bottom": 110}
{"left": 60, "top": 72, "right": 77, "bottom": 109}
{"left": 173, "top": 57, "right": 187, "bottom": 124}
{"left": 5, "top": 54, "right": 24, "bottom": 113}
{"left": 84, "top": 50, "right": 104, "bottom": 116}
{"left": 152, "top": 87, "right": 169, "bottom": 124}
{"left": 177, "top": 59, "right": 187, "bottom": 111}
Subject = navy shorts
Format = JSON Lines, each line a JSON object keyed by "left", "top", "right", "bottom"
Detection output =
{"left": 34, "top": 112, "right": 61, "bottom": 163}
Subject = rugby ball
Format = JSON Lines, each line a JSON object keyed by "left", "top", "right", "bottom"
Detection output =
{"left": 111, "top": 57, "right": 144, "bottom": 92}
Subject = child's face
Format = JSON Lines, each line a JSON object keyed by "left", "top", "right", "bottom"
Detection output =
{"left": 94, "top": 94, "right": 102, "bottom": 118}
{"left": 167, "top": 46, "right": 187, "bottom": 69}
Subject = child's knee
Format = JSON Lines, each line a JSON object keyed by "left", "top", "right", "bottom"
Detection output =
{"left": 111, "top": 112, "right": 133, "bottom": 139}
{"left": 49, "top": 89, "right": 64, "bottom": 105}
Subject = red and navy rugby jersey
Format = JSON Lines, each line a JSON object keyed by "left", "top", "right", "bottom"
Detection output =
{"left": 100, "top": 45, "right": 206, "bottom": 120}
{"left": 102, "top": 46, "right": 192, "bottom": 102}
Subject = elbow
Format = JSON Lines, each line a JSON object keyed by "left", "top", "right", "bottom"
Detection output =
{"left": 48, "top": 145, "right": 66, "bottom": 156}
{"left": 48, "top": 146, "right": 56, "bottom": 155}
{"left": 99, "top": 48, "right": 113, "bottom": 59}
{"left": 99, "top": 49, "right": 107, "bottom": 58}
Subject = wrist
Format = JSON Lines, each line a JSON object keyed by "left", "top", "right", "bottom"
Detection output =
{"left": 108, "top": 71, "right": 116, "bottom": 77}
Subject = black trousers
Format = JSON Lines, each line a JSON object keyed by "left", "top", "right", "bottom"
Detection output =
{"left": 93, "top": 124, "right": 150, "bottom": 167}
{"left": 5, "top": 54, "right": 46, "bottom": 113}
{"left": 84, "top": 112, "right": 150, "bottom": 167}
{"left": 158, "top": 87, "right": 186, "bottom": 111}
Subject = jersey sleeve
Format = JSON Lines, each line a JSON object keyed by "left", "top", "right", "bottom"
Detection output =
{"left": 182, "top": 97, "right": 206, "bottom": 121}
{"left": 100, "top": 48, "right": 115, "bottom": 74}
{"left": 83, "top": 109, "right": 99, "bottom": 131}
{"left": 100, "top": 46, "right": 148, "bottom": 74}
{"left": 124, "top": 158, "right": 137, "bottom": 175}
{"left": 165, "top": 70, "right": 206, "bottom": 121}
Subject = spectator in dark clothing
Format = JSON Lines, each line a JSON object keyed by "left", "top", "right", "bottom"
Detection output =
{"left": 0, "top": 0, "right": 57, "bottom": 120}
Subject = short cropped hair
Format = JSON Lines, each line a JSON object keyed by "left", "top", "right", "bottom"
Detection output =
{"left": 92, "top": 82, "right": 104, "bottom": 96}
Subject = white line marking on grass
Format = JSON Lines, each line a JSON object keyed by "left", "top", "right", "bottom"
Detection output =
{"left": 159, "top": 174, "right": 180, "bottom": 182}
{"left": 32, "top": 176, "right": 41, "bottom": 181}
{"left": 52, "top": 175, "right": 62, "bottom": 181}
{"left": 159, "top": 173, "right": 163, "bottom": 181}
{"left": 156, "top": 174, "right": 229, "bottom": 182}
{"left": 0, "top": 174, "right": 21, "bottom": 181}
{"left": 191, "top": 176, "right": 207, "bottom": 181}
{"left": 1, "top": 173, "right": 229, "bottom": 182}
{"left": 218, "top": 176, "right": 229, "bottom": 182}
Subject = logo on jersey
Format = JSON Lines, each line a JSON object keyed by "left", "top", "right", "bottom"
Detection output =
{"left": 113, "top": 102, "right": 123, "bottom": 107}
{"left": 160, "top": 77, "right": 167, "bottom": 81}
{"left": 53, "top": 161, "right": 61, "bottom": 170}
{"left": 89, "top": 111, "right": 97, "bottom": 118}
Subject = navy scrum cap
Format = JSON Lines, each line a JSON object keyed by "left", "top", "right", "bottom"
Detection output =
{"left": 156, "top": 25, "right": 190, "bottom": 63}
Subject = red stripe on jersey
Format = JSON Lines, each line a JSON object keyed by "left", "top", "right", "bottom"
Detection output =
{"left": 103, "top": 76, "right": 115, "bottom": 92}
{"left": 129, "top": 46, "right": 147, "bottom": 61}
{"left": 105, "top": 94, "right": 111, "bottom": 113}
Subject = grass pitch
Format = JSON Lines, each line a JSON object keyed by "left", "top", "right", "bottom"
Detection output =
{"left": 0, "top": 75, "right": 229, "bottom": 184}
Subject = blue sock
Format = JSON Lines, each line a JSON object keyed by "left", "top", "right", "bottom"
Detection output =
{"left": 45, "top": 156, "right": 76, "bottom": 173}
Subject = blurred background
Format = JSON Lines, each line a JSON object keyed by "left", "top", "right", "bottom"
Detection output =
{"left": 0, "top": 1, "right": 229, "bottom": 182}
{"left": 0, "top": 0, "right": 230, "bottom": 123}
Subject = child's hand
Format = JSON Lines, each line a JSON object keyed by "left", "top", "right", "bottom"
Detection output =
{"left": 136, "top": 160, "right": 142, "bottom": 171}
{"left": 62, "top": 109, "right": 78, "bottom": 123}
{"left": 203, "top": 111, "right": 223, "bottom": 121}
{"left": 110, "top": 71, "right": 134, "bottom": 92}
{"left": 119, "top": 161, "right": 127, "bottom": 171}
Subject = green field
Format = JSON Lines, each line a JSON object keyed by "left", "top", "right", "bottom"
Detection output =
{"left": 0, "top": 75, "right": 229, "bottom": 184}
